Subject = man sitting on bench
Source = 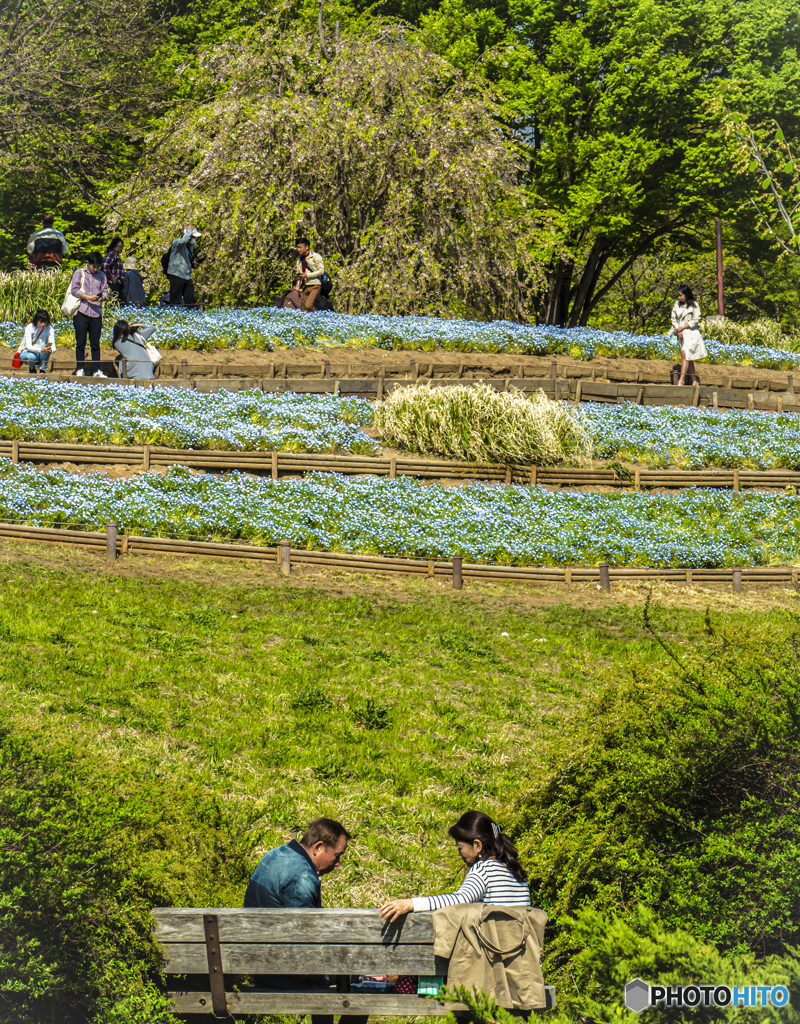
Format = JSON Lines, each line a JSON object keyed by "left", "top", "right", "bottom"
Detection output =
{"left": 244, "top": 818, "right": 367, "bottom": 1024}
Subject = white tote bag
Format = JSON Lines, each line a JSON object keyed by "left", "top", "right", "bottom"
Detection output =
{"left": 144, "top": 341, "right": 162, "bottom": 365}
{"left": 61, "top": 269, "right": 84, "bottom": 317}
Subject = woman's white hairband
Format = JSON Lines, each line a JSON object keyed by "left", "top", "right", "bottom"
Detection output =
{"left": 491, "top": 822, "right": 501, "bottom": 839}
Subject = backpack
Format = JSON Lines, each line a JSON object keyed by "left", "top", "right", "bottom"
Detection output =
{"left": 320, "top": 272, "right": 333, "bottom": 297}
{"left": 160, "top": 246, "right": 172, "bottom": 275}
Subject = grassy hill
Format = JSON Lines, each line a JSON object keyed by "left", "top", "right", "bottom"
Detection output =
{"left": 1, "top": 542, "right": 798, "bottom": 1022}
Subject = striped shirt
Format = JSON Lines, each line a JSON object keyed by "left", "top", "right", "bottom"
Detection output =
{"left": 412, "top": 858, "right": 531, "bottom": 912}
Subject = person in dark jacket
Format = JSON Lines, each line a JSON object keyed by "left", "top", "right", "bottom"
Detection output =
{"left": 244, "top": 818, "right": 366, "bottom": 1024}
{"left": 122, "top": 256, "right": 147, "bottom": 306}
{"left": 26, "top": 214, "right": 68, "bottom": 270}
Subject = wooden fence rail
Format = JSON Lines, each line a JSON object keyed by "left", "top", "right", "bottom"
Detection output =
{"left": 0, "top": 521, "right": 796, "bottom": 589}
{"left": 3, "top": 369, "right": 799, "bottom": 413}
{"left": 1, "top": 439, "right": 798, "bottom": 491}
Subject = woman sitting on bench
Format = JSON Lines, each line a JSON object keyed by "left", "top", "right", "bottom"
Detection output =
{"left": 378, "top": 810, "right": 530, "bottom": 922}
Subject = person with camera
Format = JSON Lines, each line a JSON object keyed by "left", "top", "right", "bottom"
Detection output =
{"left": 294, "top": 238, "right": 325, "bottom": 311}
{"left": 166, "top": 225, "right": 202, "bottom": 307}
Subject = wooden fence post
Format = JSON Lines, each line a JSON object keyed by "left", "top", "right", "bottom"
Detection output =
{"left": 599, "top": 562, "right": 610, "bottom": 591}
{"left": 280, "top": 540, "right": 291, "bottom": 576}
{"left": 452, "top": 556, "right": 463, "bottom": 590}
{"left": 732, "top": 567, "right": 742, "bottom": 595}
{"left": 11, "top": 439, "right": 19, "bottom": 464}
{"left": 106, "top": 521, "right": 117, "bottom": 565}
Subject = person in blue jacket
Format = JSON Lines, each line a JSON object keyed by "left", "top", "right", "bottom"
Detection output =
{"left": 244, "top": 817, "right": 366, "bottom": 1024}
{"left": 244, "top": 817, "right": 348, "bottom": 908}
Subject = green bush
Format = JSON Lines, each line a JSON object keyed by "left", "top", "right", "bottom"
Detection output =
{"left": 515, "top": 602, "right": 800, "bottom": 984}
{"left": 0, "top": 729, "right": 251, "bottom": 1024}
{"left": 444, "top": 909, "right": 800, "bottom": 1024}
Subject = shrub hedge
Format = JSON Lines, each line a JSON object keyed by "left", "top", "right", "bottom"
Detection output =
{"left": 0, "top": 729, "right": 251, "bottom": 1024}
{"left": 515, "top": 601, "right": 800, "bottom": 1004}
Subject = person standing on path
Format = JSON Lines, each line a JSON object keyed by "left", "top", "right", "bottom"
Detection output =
{"left": 26, "top": 214, "right": 69, "bottom": 270}
{"left": 70, "top": 252, "right": 108, "bottom": 377}
{"left": 244, "top": 817, "right": 367, "bottom": 1024}
{"left": 294, "top": 238, "right": 324, "bottom": 311}
{"left": 122, "top": 256, "right": 147, "bottom": 306}
{"left": 102, "top": 238, "right": 125, "bottom": 304}
{"left": 166, "top": 225, "right": 201, "bottom": 306}
{"left": 671, "top": 284, "right": 707, "bottom": 387}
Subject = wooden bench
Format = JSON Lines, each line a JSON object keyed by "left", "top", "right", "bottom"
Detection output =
{"left": 153, "top": 907, "right": 556, "bottom": 1018}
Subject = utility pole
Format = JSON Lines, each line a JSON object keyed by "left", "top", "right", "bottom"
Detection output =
{"left": 715, "top": 218, "right": 724, "bottom": 317}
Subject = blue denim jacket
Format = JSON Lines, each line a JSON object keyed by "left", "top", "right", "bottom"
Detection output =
{"left": 244, "top": 839, "right": 321, "bottom": 909}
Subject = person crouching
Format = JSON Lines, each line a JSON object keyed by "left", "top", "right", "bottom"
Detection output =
{"left": 17, "top": 309, "right": 56, "bottom": 373}
{"left": 112, "top": 319, "right": 158, "bottom": 380}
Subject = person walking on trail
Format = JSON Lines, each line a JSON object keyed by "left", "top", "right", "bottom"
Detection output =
{"left": 17, "top": 309, "right": 56, "bottom": 373}
{"left": 244, "top": 817, "right": 367, "bottom": 1024}
{"left": 378, "top": 810, "right": 531, "bottom": 923}
{"left": 166, "top": 225, "right": 201, "bottom": 307}
{"left": 102, "top": 238, "right": 125, "bottom": 304}
{"left": 26, "top": 214, "right": 68, "bottom": 270}
{"left": 122, "top": 256, "right": 147, "bottom": 306}
{"left": 70, "top": 252, "right": 108, "bottom": 377}
{"left": 671, "top": 284, "right": 707, "bottom": 387}
{"left": 294, "top": 238, "right": 324, "bottom": 311}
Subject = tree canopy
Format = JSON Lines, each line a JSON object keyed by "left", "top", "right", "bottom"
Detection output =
{"left": 117, "top": 16, "right": 552, "bottom": 316}
{"left": 0, "top": 0, "right": 799, "bottom": 323}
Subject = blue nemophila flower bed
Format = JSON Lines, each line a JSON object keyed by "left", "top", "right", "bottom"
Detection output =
{"left": 579, "top": 403, "right": 800, "bottom": 470}
{"left": 0, "top": 377, "right": 376, "bottom": 454}
{"left": 2, "top": 461, "right": 799, "bottom": 567}
{"left": 2, "top": 306, "right": 798, "bottom": 369}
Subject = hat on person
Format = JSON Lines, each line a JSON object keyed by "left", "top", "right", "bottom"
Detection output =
{"left": 123, "top": 256, "right": 138, "bottom": 270}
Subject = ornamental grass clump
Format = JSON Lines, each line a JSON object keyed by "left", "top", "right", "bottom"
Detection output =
{"left": 701, "top": 316, "right": 798, "bottom": 350}
{"left": 374, "top": 382, "right": 592, "bottom": 465}
{"left": 0, "top": 269, "right": 71, "bottom": 323}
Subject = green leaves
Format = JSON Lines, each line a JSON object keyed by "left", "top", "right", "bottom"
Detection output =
{"left": 517, "top": 611, "right": 800, "bottom": 978}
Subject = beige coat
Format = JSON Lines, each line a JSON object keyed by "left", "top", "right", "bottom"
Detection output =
{"left": 432, "top": 904, "right": 548, "bottom": 1010}
{"left": 671, "top": 300, "right": 707, "bottom": 360}
{"left": 295, "top": 250, "right": 324, "bottom": 287}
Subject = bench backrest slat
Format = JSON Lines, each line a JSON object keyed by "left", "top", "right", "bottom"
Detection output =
{"left": 164, "top": 941, "right": 445, "bottom": 976}
{"left": 152, "top": 908, "right": 434, "bottom": 945}
{"left": 154, "top": 908, "right": 443, "bottom": 976}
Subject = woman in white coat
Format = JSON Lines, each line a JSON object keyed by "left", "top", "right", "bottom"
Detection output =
{"left": 671, "top": 284, "right": 707, "bottom": 386}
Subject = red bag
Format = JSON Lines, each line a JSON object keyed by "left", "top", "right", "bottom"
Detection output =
{"left": 11, "top": 351, "right": 21, "bottom": 369}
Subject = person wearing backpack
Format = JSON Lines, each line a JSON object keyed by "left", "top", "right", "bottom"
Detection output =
{"left": 164, "top": 225, "right": 201, "bottom": 307}
{"left": 294, "top": 238, "right": 325, "bottom": 311}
